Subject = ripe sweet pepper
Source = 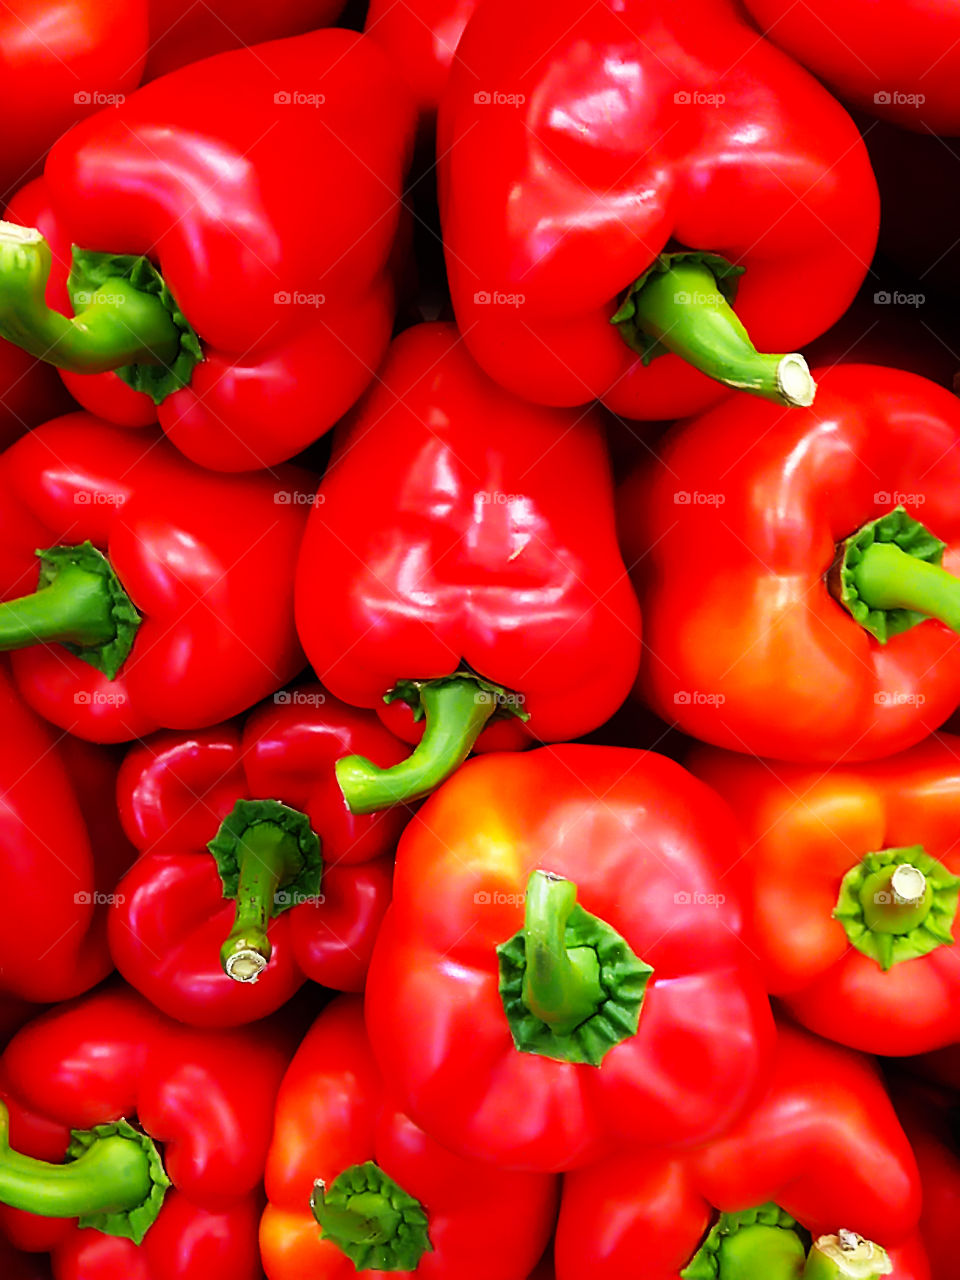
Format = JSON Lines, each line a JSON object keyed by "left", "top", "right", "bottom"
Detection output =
{"left": 0, "top": 29, "right": 414, "bottom": 470}
{"left": 110, "top": 686, "right": 410, "bottom": 1026}
{"left": 0, "top": 662, "right": 134, "bottom": 1004}
{"left": 261, "top": 995, "right": 558, "bottom": 1278}
{"left": 621, "top": 365, "right": 960, "bottom": 762}
{"left": 555, "top": 1022, "right": 929, "bottom": 1280}
{"left": 295, "top": 323, "right": 642, "bottom": 814}
{"left": 687, "top": 733, "right": 960, "bottom": 1055}
{"left": 0, "top": 339, "right": 72, "bottom": 450}
{"left": 0, "top": 986, "right": 294, "bottom": 1279}
{"left": 0, "top": 413, "right": 310, "bottom": 741}
{"left": 364, "top": 745, "right": 774, "bottom": 1172}
{"left": 438, "top": 0, "right": 877, "bottom": 420}
{"left": 890, "top": 1075, "right": 960, "bottom": 1280}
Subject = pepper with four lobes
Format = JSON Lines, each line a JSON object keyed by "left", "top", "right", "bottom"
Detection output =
{"left": 438, "top": 0, "right": 877, "bottom": 420}
{"left": 0, "top": 414, "right": 311, "bottom": 741}
{"left": 0, "top": 986, "right": 296, "bottom": 1279}
{"left": 555, "top": 1022, "right": 929, "bottom": 1280}
{"left": 261, "top": 995, "right": 558, "bottom": 1279}
{"left": 364, "top": 745, "right": 775, "bottom": 1172}
{"left": 620, "top": 365, "right": 960, "bottom": 762}
{"left": 0, "top": 662, "right": 135, "bottom": 1004}
{"left": 688, "top": 734, "right": 960, "bottom": 1056}
{"left": 295, "top": 323, "right": 642, "bottom": 815}
{"left": 109, "top": 686, "right": 410, "bottom": 1026}
{"left": 0, "top": 29, "right": 414, "bottom": 470}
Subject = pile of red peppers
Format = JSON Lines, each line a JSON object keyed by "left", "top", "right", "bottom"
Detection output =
{"left": 1, "top": 2, "right": 959, "bottom": 1277}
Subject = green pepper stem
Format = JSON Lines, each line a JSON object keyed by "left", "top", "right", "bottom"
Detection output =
{"left": 851, "top": 541, "right": 960, "bottom": 634}
{"left": 802, "top": 1232, "right": 892, "bottom": 1279}
{"left": 0, "top": 1103, "right": 152, "bottom": 1222}
{"left": 335, "top": 679, "right": 499, "bottom": 814}
{"left": 705, "top": 1223, "right": 807, "bottom": 1280}
{"left": 521, "top": 870, "right": 604, "bottom": 1035}
{"left": 859, "top": 864, "right": 931, "bottom": 935}
{"left": 220, "top": 823, "right": 306, "bottom": 983}
{"left": 0, "top": 222, "right": 180, "bottom": 373}
{"left": 312, "top": 1184, "right": 400, "bottom": 1246}
{"left": 620, "top": 261, "right": 816, "bottom": 406}
{"left": 0, "top": 559, "right": 116, "bottom": 653}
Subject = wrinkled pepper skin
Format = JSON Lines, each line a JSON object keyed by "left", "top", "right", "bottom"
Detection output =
{"left": 0, "top": 339, "right": 73, "bottom": 450}
{"left": 365, "top": 746, "right": 774, "bottom": 1172}
{"left": 438, "top": 0, "right": 877, "bottom": 420}
{"left": 0, "top": 986, "right": 295, "bottom": 1279}
{"left": 742, "top": 0, "right": 960, "bottom": 134}
{"left": 261, "top": 996, "right": 558, "bottom": 1279}
{"left": 0, "top": 30, "right": 415, "bottom": 471}
{"left": 110, "top": 687, "right": 410, "bottom": 1026}
{"left": 621, "top": 365, "right": 960, "bottom": 762}
{"left": 0, "top": 414, "right": 311, "bottom": 741}
{"left": 556, "top": 1022, "right": 928, "bottom": 1280}
{"left": 687, "top": 735, "right": 960, "bottom": 1056}
{"left": 891, "top": 1076, "right": 960, "bottom": 1280}
{"left": 296, "top": 323, "right": 642, "bottom": 809}
{"left": 0, "top": 663, "right": 134, "bottom": 1004}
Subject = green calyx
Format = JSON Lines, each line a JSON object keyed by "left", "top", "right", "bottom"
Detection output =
{"left": 833, "top": 845, "right": 958, "bottom": 971}
{"left": 0, "top": 1102, "right": 169, "bottom": 1246}
{"left": 830, "top": 505, "right": 960, "bottom": 643}
{"left": 0, "top": 541, "right": 141, "bottom": 679}
{"left": 802, "top": 1231, "right": 892, "bottom": 1279}
{"left": 682, "top": 1204, "right": 809, "bottom": 1279}
{"left": 208, "top": 798, "right": 322, "bottom": 983}
{"left": 497, "top": 869, "right": 652, "bottom": 1066}
{"left": 68, "top": 248, "right": 202, "bottom": 403}
{"left": 310, "top": 1161, "right": 433, "bottom": 1272}
{"left": 336, "top": 669, "right": 529, "bottom": 815}
{"left": 610, "top": 250, "right": 815, "bottom": 407}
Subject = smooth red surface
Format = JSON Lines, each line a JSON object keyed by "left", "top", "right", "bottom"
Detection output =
{"left": 261, "top": 996, "right": 558, "bottom": 1278}
{"left": 0, "top": 413, "right": 310, "bottom": 741}
{"left": 0, "top": 986, "right": 294, "bottom": 1277}
{"left": 365, "top": 746, "right": 775, "bottom": 1172}
{"left": 621, "top": 365, "right": 960, "bottom": 762}
{"left": 438, "top": 0, "right": 877, "bottom": 420}
{"left": 743, "top": 0, "right": 960, "bottom": 133}
{"left": 4, "top": 29, "right": 414, "bottom": 470}
{"left": 0, "top": 664, "right": 134, "bottom": 1003}
{"left": 0, "top": 339, "right": 74, "bottom": 450}
{"left": 688, "top": 734, "right": 960, "bottom": 1054}
{"left": 296, "top": 323, "right": 642, "bottom": 748}
{"left": 110, "top": 689, "right": 410, "bottom": 1025}
{"left": 892, "top": 1078, "right": 960, "bottom": 1280}
{"left": 556, "top": 1022, "right": 927, "bottom": 1279}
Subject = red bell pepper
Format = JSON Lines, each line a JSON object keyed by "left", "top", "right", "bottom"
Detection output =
{"left": 0, "top": 413, "right": 311, "bottom": 742}
{"left": 364, "top": 745, "right": 775, "bottom": 1172}
{"left": 437, "top": 0, "right": 877, "bottom": 421}
{"left": 0, "top": 30, "right": 415, "bottom": 471}
{"left": 890, "top": 1075, "right": 960, "bottom": 1280}
{"left": 295, "top": 323, "right": 642, "bottom": 814}
{"left": 261, "top": 995, "right": 558, "bottom": 1278}
{"left": 742, "top": 0, "right": 960, "bottom": 134}
{"left": 0, "top": 662, "right": 134, "bottom": 1004}
{"left": 621, "top": 364, "right": 960, "bottom": 762}
{"left": 0, "top": 1234, "right": 51, "bottom": 1280}
{"left": 687, "top": 733, "right": 960, "bottom": 1055}
{"left": 0, "top": 985, "right": 294, "bottom": 1279}
{"left": 555, "top": 1021, "right": 928, "bottom": 1280}
{"left": 110, "top": 685, "right": 410, "bottom": 1026}
{"left": 0, "top": 340, "right": 73, "bottom": 451}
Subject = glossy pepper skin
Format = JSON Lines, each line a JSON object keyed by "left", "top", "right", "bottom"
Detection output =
{"left": 556, "top": 1022, "right": 929, "bottom": 1280}
{"left": 295, "top": 323, "right": 642, "bottom": 814}
{"left": 891, "top": 1076, "right": 960, "bottom": 1280}
{"left": 0, "top": 986, "right": 295, "bottom": 1279}
{"left": 438, "top": 0, "right": 877, "bottom": 420}
{"left": 0, "top": 413, "right": 310, "bottom": 742}
{"left": 261, "top": 995, "right": 558, "bottom": 1279}
{"left": 109, "top": 686, "right": 410, "bottom": 1027}
{"left": 688, "top": 735, "right": 960, "bottom": 1056}
{"left": 0, "top": 339, "right": 73, "bottom": 450}
{"left": 0, "top": 30, "right": 415, "bottom": 471}
{"left": 0, "top": 663, "right": 134, "bottom": 1004}
{"left": 621, "top": 365, "right": 960, "bottom": 763}
{"left": 742, "top": 0, "right": 960, "bottom": 134}
{"left": 364, "top": 746, "right": 775, "bottom": 1173}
